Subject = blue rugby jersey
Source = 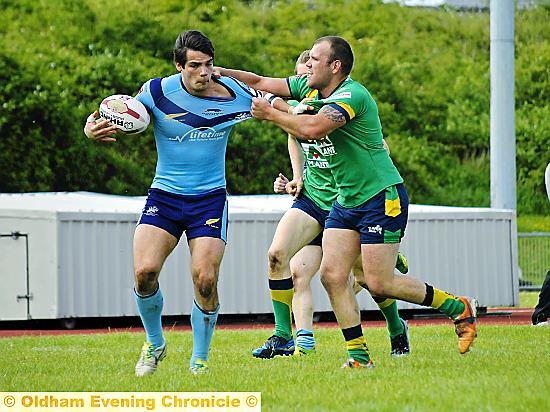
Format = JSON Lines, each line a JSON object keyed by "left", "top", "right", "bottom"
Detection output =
{"left": 136, "top": 74, "right": 258, "bottom": 195}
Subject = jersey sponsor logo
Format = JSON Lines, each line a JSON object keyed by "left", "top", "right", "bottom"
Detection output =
{"left": 301, "top": 141, "right": 330, "bottom": 168}
{"left": 169, "top": 127, "right": 227, "bottom": 143}
{"left": 205, "top": 218, "right": 220, "bottom": 228}
{"left": 325, "top": 91, "right": 351, "bottom": 101}
{"left": 368, "top": 225, "right": 383, "bottom": 234}
{"left": 232, "top": 112, "right": 252, "bottom": 121}
{"left": 165, "top": 112, "right": 188, "bottom": 121}
{"left": 203, "top": 108, "right": 224, "bottom": 116}
{"left": 143, "top": 205, "right": 159, "bottom": 217}
{"left": 317, "top": 137, "right": 337, "bottom": 156}
{"left": 307, "top": 158, "right": 330, "bottom": 168}
{"left": 165, "top": 112, "right": 189, "bottom": 124}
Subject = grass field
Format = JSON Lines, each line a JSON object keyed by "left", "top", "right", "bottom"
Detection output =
{"left": 1, "top": 325, "right": 549, "bottom": 411}
{"left": 3, "top": 220, "right": 546, "bottom": 411}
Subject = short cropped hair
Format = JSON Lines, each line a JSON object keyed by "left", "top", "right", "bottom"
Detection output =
{"left": 313, "top": 36, "right": 354, "bottom": 75}
{"left": 295, "top": 50, "right": 310, "bottom": 74}
{"left": 173, "top": 30, "right": 215, "bottom": 66}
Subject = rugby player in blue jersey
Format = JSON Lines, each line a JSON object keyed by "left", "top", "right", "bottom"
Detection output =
{"left": 84, "top": 30, "right": 268, "bottom": 376}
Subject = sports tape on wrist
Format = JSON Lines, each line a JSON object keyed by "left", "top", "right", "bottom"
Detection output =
{"left": 264, "top": 92, "right": 283, "bottom": 107}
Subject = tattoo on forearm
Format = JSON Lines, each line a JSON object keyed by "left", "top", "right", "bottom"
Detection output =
{"left": 320, "top": 106, "right": 346, "bottom": 124}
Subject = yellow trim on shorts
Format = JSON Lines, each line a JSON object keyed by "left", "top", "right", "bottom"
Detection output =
{"left": 385, "top": 197, "right": 401, "bottom": 217}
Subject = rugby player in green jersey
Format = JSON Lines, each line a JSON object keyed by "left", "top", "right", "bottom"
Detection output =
{"left": 217, "top": 36, "right": 478, "bottom": 368}
{"left": 253, "top": 50, "right": 411, "bottom": 360}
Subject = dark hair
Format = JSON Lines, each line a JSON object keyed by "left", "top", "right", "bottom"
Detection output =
{"left": 313, "top": 36, "right": 354, "bottom": 75}
{"left": 173, "top": 30, "right": 215, "bottom": 66}
{"left": 295, "top": 49, "right": 310, "bottom": 74}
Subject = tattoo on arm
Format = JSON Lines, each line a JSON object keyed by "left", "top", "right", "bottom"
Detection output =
{"left": 319, "top": 105, "right": 346, "bottom": 124}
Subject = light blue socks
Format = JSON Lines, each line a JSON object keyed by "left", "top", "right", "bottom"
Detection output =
{"left": 134, "top": 286, "right": 164, "bottom": 349}
{"left": 190, "top": 299, "right": 219, "bottom": 367}
{"left": 296, "top": 329, "right": 315, "bottom": 350}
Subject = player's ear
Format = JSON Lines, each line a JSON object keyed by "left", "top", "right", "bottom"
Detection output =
{"left": 331, "top": 59, "right": 341, "bottom": 74}
{"left": 175, "top": 62, "right": 183, "bottom": 72}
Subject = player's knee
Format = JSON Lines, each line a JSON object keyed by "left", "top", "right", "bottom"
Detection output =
{"left": 197, "top": 283, "right": 214, "bottom": 299}
{"left": 134, "top": 265, "right": 160, "bottom": 294}
{"left": 268, "top": 248, "right": 288, "bottom": 273}
{"left": 193, "top": 269, "right": 216, "bottom": 299}
{"left": 319, "top": 267, "right": 343, "bottom": 291}
{"left": 364, "top": 278, "right": 387, "bottom": 297}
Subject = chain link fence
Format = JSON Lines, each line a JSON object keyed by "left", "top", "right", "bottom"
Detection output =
{"left": 518, "top": 232, "right": 550, "bottom": 291}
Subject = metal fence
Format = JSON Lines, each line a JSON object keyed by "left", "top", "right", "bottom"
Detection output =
{"left": 518, "top": 232, "right": 550, "bottom": 291}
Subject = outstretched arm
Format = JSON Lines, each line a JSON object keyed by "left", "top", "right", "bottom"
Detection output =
{"left": 216, "top": 67, "right": 291, "bottom": 97}
{"left": 251, "top": 98, "right": 345, "bottom": 140}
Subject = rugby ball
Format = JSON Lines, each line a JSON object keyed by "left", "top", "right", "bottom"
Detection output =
{"left": 99, "top": 94, "right": 150, "bottom": 134}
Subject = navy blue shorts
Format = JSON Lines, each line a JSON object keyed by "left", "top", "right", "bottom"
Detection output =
{"left": 138, "top": 188, "right": 228, "bottom": 242}
{"left": 291, "top": 194, "right": 328, "bottom": 247}
{"left": 325, "top": 183, "right": 409, "bottom": 244}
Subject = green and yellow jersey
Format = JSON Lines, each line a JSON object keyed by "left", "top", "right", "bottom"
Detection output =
{"left": 287, "top": 75, "right": 403, "bottom": 208}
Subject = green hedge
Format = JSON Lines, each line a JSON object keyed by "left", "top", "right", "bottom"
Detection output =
{"left": 1, "top": 0, "right": 549, "bottom": 215}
